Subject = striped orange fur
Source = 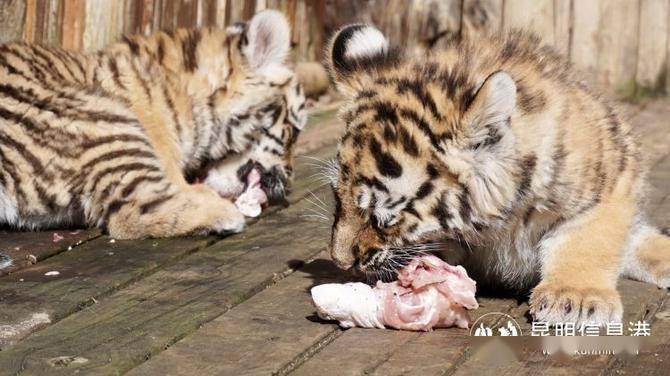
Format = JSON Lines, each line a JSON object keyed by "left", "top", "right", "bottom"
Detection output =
{"left": 0, "top": 10, "right": 306, "bottom": 239}
{"left": 325, "top": 25, "right": 670, "bottom": 327}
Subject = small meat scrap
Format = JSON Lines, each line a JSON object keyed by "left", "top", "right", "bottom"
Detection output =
{"left": 235, "top": 168, "right": 268, "bottom": 217}
{"left": 52, "top": 233, "right": 64, "bottom": 243}
{"left": 311, "top": 255, "right": 478, "bottom": 331}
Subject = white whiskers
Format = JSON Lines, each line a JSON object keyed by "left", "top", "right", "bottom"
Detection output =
{"left": 301, "top": 190, "right": 332, "bottom": 223}
{"left": 300, "top": 155, "right": 339, "bottom": 188}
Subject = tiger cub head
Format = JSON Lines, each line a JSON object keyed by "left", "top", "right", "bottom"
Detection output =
{"left": 202, "top": 77, "right": 307, "bottom": 204}
{"left": 181, "top": 10, "right": 305, "bottom": 202}
{"left": 325, "top": 25, "right": 518, "bottom": 276}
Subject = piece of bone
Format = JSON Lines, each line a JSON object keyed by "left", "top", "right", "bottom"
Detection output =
{"left": 235, "top": 168, "right": 268, "bottom": 217}
{"left": 311, "top": 255, "right": 478, "bottom": 331}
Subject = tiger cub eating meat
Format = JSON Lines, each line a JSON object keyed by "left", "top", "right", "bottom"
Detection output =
{"left": 324, "top": 24, "right": 670, "bottom": 327}
{"left": 0, "top": 10, "right": 306, "bottom": 239}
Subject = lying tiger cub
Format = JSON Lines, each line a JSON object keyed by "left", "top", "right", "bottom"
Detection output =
{"left": 0, "top": 10, "right": 306, "bottom": 239}
{"left": 325, "top": 24, "right": 670, "bottom": 327}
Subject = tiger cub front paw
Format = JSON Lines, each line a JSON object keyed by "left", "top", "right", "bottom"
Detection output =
{"left": 529, "top": 282, "right": 622, "bottom": 327}
{"left": 211, "top": 198, "right": 246, "bottom": 234}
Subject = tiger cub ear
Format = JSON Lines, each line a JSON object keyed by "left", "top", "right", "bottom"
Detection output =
{"left": 243, "top": 10, "right": 291, "bottom": 72}
{"left": 326, "top": 24, "right": 399, "bottom": 95}
{"left": 460, "top": 71, "right": 517, "bottom": 150}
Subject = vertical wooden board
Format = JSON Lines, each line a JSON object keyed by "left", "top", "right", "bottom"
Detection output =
{"left": 553, "top": 0, "right": 572, "bottom": 57}
{"left": 570, "top": 0, "right": 601, "bottom": 79}
{"left": 83, "top": 0, "right": 126, "bottom": 51}
{"left": 0, "top": 0, "right": 27, "bottom": 44}
{"left": 61, "top": 0, "right": 86, "bottom": 50}
{"left": 503, "top": 0, "right": 555, "bottom": 45}
{"left": 594, "top": 0, "right": 641, "bottom": 90}
{"left": 160, "top": 0, "right": 176, "bottom": 32}
{"left": 226, "top": 0, "right": 247, "bottom": 24}
{"left": 637, "top": 0, "right": 669, "bottom": 92}
{"left": 22, "top": 0, "right": 37, "bottom": 42}
{"left": 124, "top": 0, "right": 155, "bottom": 35}
{"left": 461, "top": 0, "right": 503, "bottom": 39}
{"left": 198, "top": 0, "right": 219, "bottom": 27}
{"left": 45, "top": 0, "right": 64, "bottom": 45}
{"left": 214, "top": 0, "right": 228, "bottom": 28}
{"left": 176, "top": 0, "right": 198, "bottom": 28}
{"left": 294, "top": 0, "right": 309, "bottom": 60}
{"left": 242, "top": 0, "right": 256, "bottom": 19}
{"left": 307, "top": 0, "right": 326, "bottom": 61}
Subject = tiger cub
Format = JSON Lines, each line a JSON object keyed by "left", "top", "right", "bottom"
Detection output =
{"left": 325, "top": 25, "right": 670, "bottom": 326}
{"left": 0, "top": 10, "right": 307, "bottom": 239}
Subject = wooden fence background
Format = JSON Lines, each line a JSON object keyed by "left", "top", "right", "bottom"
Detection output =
{"left": 0, "top": 0, "right": 669, "bottom": 95}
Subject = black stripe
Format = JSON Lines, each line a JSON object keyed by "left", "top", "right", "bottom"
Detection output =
{"left": 87, "top": 163, "right": 161, "bottom": 195}
{"left": 356, "top": 90, "right": 376, "bottom": 100}
{"left": 415, "top": 181, "right": 434, "bottom": 199}
{"left": 0, "top": 53, "right": 25, "bottom": 77}
{"left": 403, "top": 200, "right": 421, "bottom": 219}
{"left": 386, "top": 196, "right": 406, "bottom": 210}
{"left": 80, "top": 148, "right": 155, "bottom": 172}
{"left": 47, "top": 47, "right": 80, "bottom": 80}
{"left": 369, "top": 138, "right": 402, "bottom": 178}
{"left": 157, "top": 35, "right": 166, "bottom": 65}
{"left": 163, "top": 86, "right": 182, "bottom": 137}
{"left": 399, "top": 109, "right": 444, "bottom": 153}
{"left": 398, "top": 126, "right": 419, "bottom": 156}
{"left": 3, "top": 46, "right": 47, "bottom": 82}
{"left": 431, "top": 192, "right": 452, "bottom": 230}
{"left": 130, "top": 59, "right": 152, "bottom": 100}
{"left": 0, "top": 107, "right": 78, "bottom": 157}
{"left": 140, "top": 194, "right": 175, "bottom": 214}
{"left": 30, "top": 45, "right": 68, "bottom": 82}
{"left": 102, "top": 199, "right": 128, "bottom": 225}
{"left": 458, "top": 184, "right": 471, "bottom": 223}
{"left": 355, "top": 175, "right": 389, "bottom": 193}
{"left": 123, "top": 35, "right": 141, "bottom": 55}
{"left": 516, "top": 154, "right": 537, "bottom": 200}
{"left": 395, "top": 78, "right": 442, "bottom": 120}
{"left": 372, "top": 102, "right": 399, "bottom": 124}
{"left": 108, "top": 57, "right": 127, "bottom": 90}
{"left": 63, "top": 50, "right": 87, "bottom": 77}
{"left": 182, "top": 30, "right": 201, "bottom": 72}
{"left": 0, "top": 133, "right": 46, "bottom": 177}
{"left": 81, "top": 134, "right": 152, "bottom": 150}
{"left": 0, "top": 83, "right": 137, "bottom": 124}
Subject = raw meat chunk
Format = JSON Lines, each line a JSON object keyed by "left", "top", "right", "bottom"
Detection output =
{"left": 311, "top": 255, "right": 478, "bottom": 331}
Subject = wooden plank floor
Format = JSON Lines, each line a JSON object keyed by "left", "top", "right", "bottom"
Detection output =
{"left": 0, "top": 99, "right": 668, "bottom": 375}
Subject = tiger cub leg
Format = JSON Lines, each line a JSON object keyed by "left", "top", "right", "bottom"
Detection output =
{"left": 529, "top": 196, "right": 637, "bottom": 326}
{"left": 622, "top": 223, "right": 670, "bottom": 288}
{"left": 105, "top": 178, "right": 245, "bottom": 239}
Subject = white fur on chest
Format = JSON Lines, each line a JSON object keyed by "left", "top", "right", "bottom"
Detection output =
{"left": 0, "top": 184, "right": 19, "bottom": 225}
